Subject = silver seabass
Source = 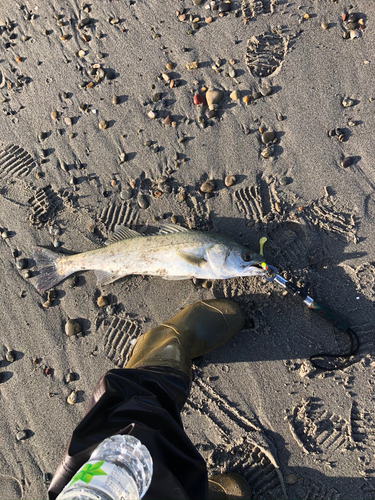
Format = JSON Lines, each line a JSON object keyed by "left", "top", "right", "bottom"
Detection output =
{"left": 33, "top": 223, "right": 265, "bottom": 293}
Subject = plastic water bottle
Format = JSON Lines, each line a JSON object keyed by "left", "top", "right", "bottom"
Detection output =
{"left": 56, "top": 435, "right": 153, "bottom": 500}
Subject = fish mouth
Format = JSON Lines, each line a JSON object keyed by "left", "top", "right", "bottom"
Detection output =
{"left": 245, "top": 263, "right": 267, "bottom": 276}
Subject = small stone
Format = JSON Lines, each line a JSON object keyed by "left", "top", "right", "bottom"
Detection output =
{"left": 348, "top": 120, "right": 356, "bottom": 127}
{"left": 24, "top": 270, "right": 31, "bottom": 279}
{"left": 38, "top": 131, "right": 47, "bottom": 141}
{"left": 261, "top": 130, "right": 275, "bottom": 144}
{"left": 51, "top": 110, "right": 58, "bottom": 120}
{"left": 277, "top": 113, "right": 284, "bottom": 121}
{"left": 65, "top": 319, "right": 82, "bottom": 337}
{"left": 6, "top": 350, "right": 15, "bottom": 363}
{"left": 171, "top": 215, "right": 178, "bottom": 224}
{"left": 99, "top": 120, "right": 108, "bottom": 130}
{"left": 321, "top": 22, "right": 329, "bottom": 30}
{"left": 166, "top": 62, "right": 173, "bottom": 70}
{"left": 69, "top": 276, "right": 79, "bottom": 288}
{"left": 112, "top": 96, "right": 118, "bottom": 105}
{"left": 137, "top": 194, "right": 149, "bottom": 209}
{"left": 342, "top": 97, "right": 354, "bottom": 107}
{"left": 186, "top": 61, "right": 198, "bottom": 71}
{"left": 205, "top": 16, "right": 213, "bottom": 23}
{"left": 144, "top": 140, "right": 152, "bottom": 147}
{"left": 206, "top": 89, "right": 223, "bottom": 110}
{"left": 16, "top": 258, "right": 27, "bottom": 270}
{"left": 120, "top": 188, "right": 133, "bottom": 200}
{"left": 162, "top": 115, "right": 172, "bottom": 125}
{"left": 77, "top": 49, "right": 86, "bottom": 57}
{"left": 65, "top": 372, "right": 76, "bottom": 383}
{"left": 200, "top": 180, "right": 215, "bottom": 193}
{"left": 260, "top": 85, "right": 272, "bottom": 97}
{"left": 228, "top": 67, "right": 236, "bottom": 78}
{"left": 242, "top": 95, "right": 251, "bottom": 104}
{"left": 201, "top": 280, "right": 212, "bottom": 289}
{"left": 97, "top": 295, "right": 109, "bottom": 307}
{"left": 64, "top": 117, "right": 72, "bottom": 126}
{"left": 229, "top": 90, "right": 240, "bottom": 101}
{"left": 285, "top": 473, "right": 298, "bottom": 485}
{"left": 193, "top": 94, "right": 206, "bottom": 105}
{"left": 224, "top": 174, "right": 236, "bottom": 187}
{"left": 218, "top": 2, "right": 231, "bottom": 13}
{"left": 152, "top": 92, "right": 162, "bottom": 102}
{"left": 179, "top": 14, "right": 186, "bottom": 22}
{"left": 279, "top": 176, "right": 290, "bottom": 186}
{"left": 303, "top": 12, "right": 310, "bottom": 19}
{"left": 16, "top": 430, "right": 27, "bottom": 441}
{"left": 340, "top": 157, "right": 354, "bottom": 168}
{"left": 1, "top": 230, "right": 9, "bottom": 239}
{"left": 60, "top": 34, "right": 70, "bottom": 41}
{"left": 67, "top": 390, "right": 77, "bottom": 405}
{"left": 252, "top": 90, "right": 262, "bottom": 100}
{"left": 177, "top": 189, "right": 186, "bottom": 202}
{"left": 193, "top": 0, "right": 202, "bottom": 5}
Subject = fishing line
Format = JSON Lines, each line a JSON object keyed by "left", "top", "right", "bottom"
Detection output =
{"left": 259, "top": 238, "right": 360, "bottom": 370}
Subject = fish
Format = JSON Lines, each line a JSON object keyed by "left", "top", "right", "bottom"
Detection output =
{"left": 32, "top": 223, "right": 266, "bottom": 293}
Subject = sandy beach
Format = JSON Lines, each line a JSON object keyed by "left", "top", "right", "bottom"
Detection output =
{"left": 0, "top": 0, "right": 374, "bottom": 498}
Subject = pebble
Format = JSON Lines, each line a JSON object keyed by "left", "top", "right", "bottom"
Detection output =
{"left": 229, "top": 90, "right": 240, "bottom": 101}
{"left": 13, "top": 256, "right": 27, "bottom": 270}
{"left": 171, "top": 215, "right": 178, "bottom": 224}
{"left": 112, "top": 96, "right": 118, "bottom": 105}
{"left": 64, "top": 117, "right": 72, "bottom": 126}
{"left": 147, "top": 110, "right": 156, "bottom": 119}
{"left": 340, "top": 157, "right": 354, "bottom": 168}
{"left": 77, "top": 49, "right": 86, "bottom": 57}
{"left": 260, "top": 85, "right": 272, "bottom": 97}
{"left": 38, "top": 131, "right": 47, "bottom": 141}
{"left": 200, "top": 180, "right": 215, "bottom": 193}
{"left": 6, "top": 350, "right": 15, "bottom": 363}
{"left": 65, "top": 319, "right": 82, "bottom": 337}
{"left": 279, "top": 176, "right": 290, "bottom": 186}
{"left": 16, "top": 430, "right": 27, "bottom": 441}
{"left": 69, "top": 276, "right": 79, "bottom": 288}
{"left": 120, "top": 188, "right": 133, "bottom": 200}
{"left": 242, "top": 95, "right": 251, "bottom": 105}
{"left": 152, "top": 92, "right": 162, "bottom": 103}
{"left": 97, "top": 295, "right": 109, "bottom": 307}
{"left": 218, "top": 2, "right": 231, "bottom": 12}
{"left": 193, "top": 0, "right": 202, "bottom": 5}
{"left": 342, "top": 97, "right": 354, "bottom": 107}
{"left": 66, "top": 372, "right": 76, "bottom": 383}
{"left": 261, "top": 130, "right": 275, "bottom": 144}
{"left": 24, "top": 270, "right": 31, "bottom": 279}
{"left": 206, "top": 89, "right": 223, "bottom": 110}
{"left": 205, "top": 16, "right": 213, "bottom": 23}
{"left": 50, "top": 110, "right": 58, "bottom": 120}
{"left": 162, "top": 115, "right": 172, "bottom": 125}
{"left": 193, "top": 94, "right": 205, "bottom": 105}
{"left": 67, "top": 390, "right": 77, "bottom": 405}
{"left": 137, "top": 194, "right": 149, "bottom": 209}
{"left": 285, "top": 473, "right": 298, "bottom": 485}
{"left": 224, "top": 174, "right": 236, "bottom": 187}
{"left": 177, "top": 189, "right": 186, "bottom": 202}
{"left": 277, "top": 113, "right": 284, "bottom": 121}
{"left": 321, "top": 22, "right": 329, "bottom": 30}
{"left": 1, "top": 230, "right": 9, "bottom": 239}
{"left": 99, "top": 120, "right": 108, "bottom": 130}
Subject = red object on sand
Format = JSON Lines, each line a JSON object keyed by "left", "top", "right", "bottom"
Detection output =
{"left": 193, "top": 94, "right": 206, "bottom": 105}
{"left": 342, "top": 13, "right": 347, "bottom": 21}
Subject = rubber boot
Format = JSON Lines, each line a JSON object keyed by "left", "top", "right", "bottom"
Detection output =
{"left": 208, "top": 473, "right": 252, "bottom": 500}
{"left": 126, "top": 299, "right": 244, "bottom": 377}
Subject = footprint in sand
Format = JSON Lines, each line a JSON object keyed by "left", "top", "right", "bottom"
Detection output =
{"left": 241, "top": 0, "right": 274, "bottom": 20}
{"left": 245, "top": 30, "right": 288, "bottom": 78}
{"left": 0, "top": 144, "right": 37, "bottom": 180}
{"left": 103, "top": 316, "right": 141, "bottom": 367}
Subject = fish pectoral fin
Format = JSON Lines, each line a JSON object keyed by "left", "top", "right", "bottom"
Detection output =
{"left": 176, "top": 251, "right": 207, "bottom": 268}
{"left": 162, "top": 275, "right": 192, "bottom": 280}
{"left": 105, "top": 225, "right": 142, "bottom": 245}
{"left": 205, "top": 244, "right": 230, "bottom": 269}
{"left": 94, "top": 270, "right": 125, "bottom": 286}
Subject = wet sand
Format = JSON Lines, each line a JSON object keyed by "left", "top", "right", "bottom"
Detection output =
{"left": 0, "top": 1, "right": 374, "bottom": 498}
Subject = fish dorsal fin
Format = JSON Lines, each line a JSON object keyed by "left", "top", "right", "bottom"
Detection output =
{"left": 94, "top": 270, "right": 121, "bottom": 286}
{"left": 205, "top": 244, "right": 230, "bottom": 270}
{"left": 157, "top": 222, "right": 190, "bottom": 235}
{"left": 105, "top": 225, "right": 142, "bottom": 245}
{"left": 176, "top": 251, "right": 206, "bottom": 268}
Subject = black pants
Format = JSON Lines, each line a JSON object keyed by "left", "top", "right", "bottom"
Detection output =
{"left": 48, "top": 367, "right": 208, "bottom": 500}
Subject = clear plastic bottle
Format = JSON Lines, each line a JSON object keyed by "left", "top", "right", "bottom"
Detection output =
{"left": 56, "top": 435, "right": 153, "bottom": 500}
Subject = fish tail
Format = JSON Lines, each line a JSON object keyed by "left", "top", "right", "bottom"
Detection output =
{"left": 32, "top": 246, "right": 72, "bottom": 293}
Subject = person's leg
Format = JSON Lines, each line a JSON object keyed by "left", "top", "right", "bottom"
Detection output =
{"left": 48, "top": 299, "right": 246, "bottom": 500}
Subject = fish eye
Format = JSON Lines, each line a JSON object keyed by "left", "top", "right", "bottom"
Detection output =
{"left": 242, "top": 252, "right": 252, "bottom": 262}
